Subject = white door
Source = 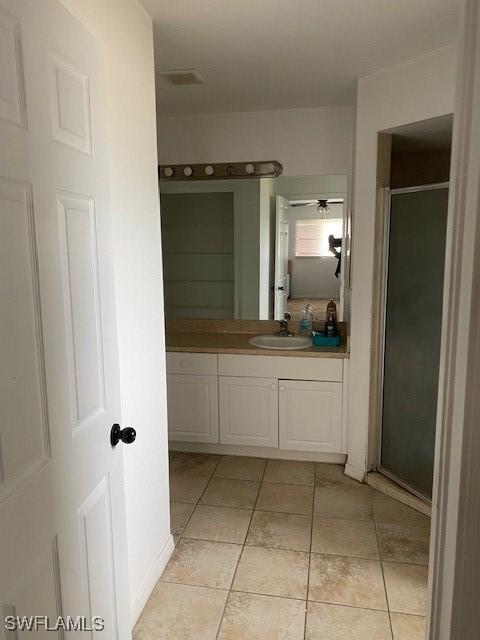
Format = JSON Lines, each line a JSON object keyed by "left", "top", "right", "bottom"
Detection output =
{"left": 274, "top": 195, "right": 290, "bottom": 320}
{"left": 167, "top": 374, "right": 219, "bottom": 443}
{"left": 338, "top": 202, "right": 348, "bottom": 321}
{"left": 279, "top": 380, "right": 343, "bottom": 453}
{"left": 1, "top": 1, "right": 130, "bottom": 635}
{"left": 219, "top": 377, "right": 278, "bottom": 447}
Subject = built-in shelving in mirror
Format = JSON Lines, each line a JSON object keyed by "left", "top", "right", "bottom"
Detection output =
{"left": 159, "top": 174, "right": 349, "bottom": 322}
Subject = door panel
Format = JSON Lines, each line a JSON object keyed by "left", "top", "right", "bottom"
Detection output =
{"left": 274, "top": 195, "right": 289, "bottom": 320}
{"left": 219, "top": 376, "right": 278, "bottom": 447}
{"left": 0, "top": 1, "right": 129, "bottom": 634}
{"left": 380, "top": 186, "right": 448, "bottom": 499}
{"left": 48, "top": 53, "right": 92, "bottom": 155}
{"left": 57, "top": 192, "right": 106, "bottom": 429}
{"left": 279, "top": 380, "right": 343, "bottom": 452}
{"left": 0, "top": 178, "right": 50, "bottom": 498}
{"left": 167, "top": 374, "right": 219, "bottom": 443}
{"left": 0, "top": 5, "right": 27, "bottom": 127}
{"left": 78, "top": 477, "right": 118, "bottom": 635}
{"left": 1, "top": 539, "right": 63, "bottom": 634}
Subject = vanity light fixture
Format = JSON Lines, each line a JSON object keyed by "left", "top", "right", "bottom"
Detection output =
{"left": 158, "top": 161, "right": 283, "bottom": 181}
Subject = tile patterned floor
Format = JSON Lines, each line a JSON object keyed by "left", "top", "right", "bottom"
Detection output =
{"left": 134, "top": 453, "right": 430, "bottom": 640}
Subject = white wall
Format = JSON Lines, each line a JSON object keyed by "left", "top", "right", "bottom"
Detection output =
{"left": 347, "top": 45, "right": 457, "bottom": 478}
{"left": 59, "top": 0, "right": 171, "bottom": 624}
{"left": 157, "top": 106, "right": 355, "bottom": 177}
{"left": 287, "top": 204, "right": 342, "bottom": 299}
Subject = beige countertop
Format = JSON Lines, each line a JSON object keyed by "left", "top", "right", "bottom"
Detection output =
{"left": 165, "top": 319, "right": 349, "bottom": 359}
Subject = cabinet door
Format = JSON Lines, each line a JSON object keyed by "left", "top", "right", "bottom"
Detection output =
{"left": 279, "top": 380, "right": 343, "bottom": 453}
{"left": 167, "top": 374, "right": 219, "bottom": 443}
{"left": 219, "top": 377, "right": 278, "bottom": 447}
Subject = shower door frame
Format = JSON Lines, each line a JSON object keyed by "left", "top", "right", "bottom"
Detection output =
{"left": 376, "top": 182, "right": 450, "bottom": 502}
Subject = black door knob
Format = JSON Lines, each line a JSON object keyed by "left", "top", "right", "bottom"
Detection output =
{"left": 110, "top": 424, "right": 136, "bottom": 447}
{"left": 277, "top": 286, "right": 285, "bottom": 290}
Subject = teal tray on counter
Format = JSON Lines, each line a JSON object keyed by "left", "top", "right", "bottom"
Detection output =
{"left": 312, "top": 331, "right": 341, "bottom": 347}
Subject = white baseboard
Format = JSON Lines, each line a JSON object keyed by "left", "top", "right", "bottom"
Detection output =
{"left": 130, "top": 533, "right": 175, "bottom": 628}
{"left": 367, "top": 472, "right": 431, "bottom": 516}
{"left": 170, "top": 441, "right": 347, "bottom": 464}
{"left": 344, "top": 461, "right": 366, "bottom": 483}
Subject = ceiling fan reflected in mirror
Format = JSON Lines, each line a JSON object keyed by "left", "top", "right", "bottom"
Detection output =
{"left": 290, "top": 198, "right": 344, "bottom": 217}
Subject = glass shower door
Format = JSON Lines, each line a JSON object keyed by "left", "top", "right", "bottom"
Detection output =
{"left": 380, "top": 184, "right": 449, "bottom": 500}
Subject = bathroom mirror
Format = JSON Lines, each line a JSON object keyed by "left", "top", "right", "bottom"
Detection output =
{"left": 159, "top": 174, "right": 349, "bottom": 322}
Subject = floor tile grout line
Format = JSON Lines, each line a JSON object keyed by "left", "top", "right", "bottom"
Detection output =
{"left": 306, "top": 597, "right": 388, "bottom": 612}
{"left": 373, "top": 522, "right": 431, "bottom": 530}
{"left": 213, "top": 456, "right": 269, "bottom": 640}
{"left": 230, "top": 589, "right": 306, "bottom": 603}
{"left": 373, "top": 502, "right": 431, "bottom": 613}
{"left": 177, "top": 536, "right": 246, "bottom": 548}
{"left": 303, "top": 468, "right": 316, "bottom": 640}
{"left": 312, "top": 473, "right": 394, "bottom": 627}
{"left": 175, "top": 534, "right": 428, "bottom": 567}
{"left": 174, "top": 454, "right": 225, "bottom": 544}
{"left": 242, "top": 456, "right": 270, "bottom": 560}
{"left": 381, "top": 559, "right": 430, "bottom": 568}
{"left": 243, "top": 540, "right": 310, "bottom": 553}
{"left": 160, "top": 577, "right": 424, "bottom": 616}
{"left": 175, "top": 535, "right": 426, "bottom": 566}
{"left": 155, "top": 577, "right": 397, "bottom": 613}
{"left": 260, "top": 480, "right": 316, "bottom": 489}
{"left": 174, "top": 500, "right": 254, "bottom": 511}
{"left": 372, "top": 506, "right": 395, "bottom": 638}
{"left": 235, "top": 543, "right": 310, "bottom": 557}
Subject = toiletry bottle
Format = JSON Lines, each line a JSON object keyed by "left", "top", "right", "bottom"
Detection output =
{"left": 325, "top": 309, "right": 338, "bottom": 337}
{"left": 306, "top": 304, "right": 313, "bottom": 334}
{"left": 300, "top": 304, "right": 313, "bottom": 335}
{"left": 326, "top": 299, "right": 337, "bottom": 320}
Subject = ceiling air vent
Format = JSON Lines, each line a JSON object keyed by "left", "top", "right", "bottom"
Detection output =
{"left": 159, "top": 69, "right": 203, "bottom": 85}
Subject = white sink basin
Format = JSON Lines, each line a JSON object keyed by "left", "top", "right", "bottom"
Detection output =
{"left": 249, "top": 334, "right": 312, "bottom": 350}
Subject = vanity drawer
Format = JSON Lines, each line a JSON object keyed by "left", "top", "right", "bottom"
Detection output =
{"left": 167, "top": 352, "right": 218, "bottom": 376}
{"left": 218, "top": 354, "right": 343, "bottom": 382}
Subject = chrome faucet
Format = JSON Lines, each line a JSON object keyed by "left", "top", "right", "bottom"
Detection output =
{"left": 277, "top": 312, "right": 293, "bottom": 336}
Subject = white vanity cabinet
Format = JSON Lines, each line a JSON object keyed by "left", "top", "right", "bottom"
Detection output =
{"left": 219, "top": 377, "right": 278, "bottom": 447}
{"left": 166, "top": 351, "right": 347, "bottom": 455}
{"left": 279, "top": 380, "right": 342, "bottom": 452}
{"left": 166, "top": 353, "right": 219, "bottom": 443}
{"left": 217, "top": 355, "right": 345, "bottom": 454}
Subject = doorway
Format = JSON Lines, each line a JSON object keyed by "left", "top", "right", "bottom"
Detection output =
{"left": 273, "top": 195, "right": 346, "bottom": 322}
{"left": 378, "top": 184, "right": 449, "bottom": 500}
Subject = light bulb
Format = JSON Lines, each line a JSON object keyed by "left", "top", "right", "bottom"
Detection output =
{"left": 204, "top": 165, "right": 214, "bottom": 176}
{"left": 317, "top": 201, "right": 329, "bottom": 218}
{"left": 245, "top": 163, "right": 255, "bottom": 175}
{"left": 183, "top": 166, "right": 193, "bottom": 177}
{"left": 164, "top": 167, "right": 174, "bottom": 177}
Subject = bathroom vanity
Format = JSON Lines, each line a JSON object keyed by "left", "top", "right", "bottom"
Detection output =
{"left": 166, "top": 320, "right": 349, "bottom": 462}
